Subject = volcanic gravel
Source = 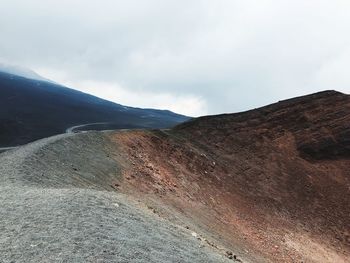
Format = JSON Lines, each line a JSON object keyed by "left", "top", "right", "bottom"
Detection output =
{"left": 0, "top": 132, "right": 230, "bottom": 263}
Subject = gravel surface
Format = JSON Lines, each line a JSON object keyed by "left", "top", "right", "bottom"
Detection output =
{"left": 0, "top": 132, "right": 231, "bottom": 263}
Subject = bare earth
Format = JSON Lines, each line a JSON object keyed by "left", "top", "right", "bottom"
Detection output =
{"left": 1, "top": 91, "right": 349, "bottom": 263}
{"left": 0, "top": 132, "right": 233, "bottom": 263}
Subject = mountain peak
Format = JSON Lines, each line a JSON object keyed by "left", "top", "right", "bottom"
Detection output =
{"left": 0, "top": 63, "right": 49, "bottom": 82}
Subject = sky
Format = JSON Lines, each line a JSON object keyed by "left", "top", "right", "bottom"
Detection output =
{"left": 1, "top": 0, "right": 350, "bottom": 116}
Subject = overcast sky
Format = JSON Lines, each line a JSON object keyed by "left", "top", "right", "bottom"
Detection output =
{"left": 1, "top": 0, "right": 350, "bottom": 116}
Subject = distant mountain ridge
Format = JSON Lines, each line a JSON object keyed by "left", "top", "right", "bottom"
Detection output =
{"left": 0, "top": 71, "right": 190, "bottom": 147}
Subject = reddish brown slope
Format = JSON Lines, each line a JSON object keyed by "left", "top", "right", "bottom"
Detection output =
{"left": 110, "top": 90, "right": 350, "bottom": 262}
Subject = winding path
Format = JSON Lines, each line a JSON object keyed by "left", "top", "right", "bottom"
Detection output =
{"left": 65, "top": 122, "right": 110, "bottom": 133}
{"left": 0, "top": 146, "right": 18, "bottom": 153}
{"left": 0, "top": 123, "right": 111, "bottom": 153}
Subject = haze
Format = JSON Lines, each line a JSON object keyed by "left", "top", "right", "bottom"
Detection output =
{"left": 1, "top": 0, "right": 350, "bottom": 116}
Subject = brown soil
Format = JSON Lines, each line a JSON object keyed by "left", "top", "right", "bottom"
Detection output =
{"left": 109, "top": 90, "right": 350, "bottom": 262}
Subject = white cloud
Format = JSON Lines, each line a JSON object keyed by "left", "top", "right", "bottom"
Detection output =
{"left": 311, "top": 47, "right": 350, "bottom": 91}
{"left": 70, "top": 81, "right": 208, "bottom": 117}
{"left": 36, "top": 67, "right": 207, "bottom": 117}
{"left": 1, "top": 0, "right": 350, "bottom": 116}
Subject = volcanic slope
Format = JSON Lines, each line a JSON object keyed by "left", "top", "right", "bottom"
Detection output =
{"left": 0, "top": 71, "right": 189, "bottom": 147}
{"left": 1, "top": 90, "right": 349, "bottom": 263}
{"left": 0, "top": 132, "right": 232, "bottom": 263}
{"left": 109, "top": 90, "right": 350, "bottom": 262}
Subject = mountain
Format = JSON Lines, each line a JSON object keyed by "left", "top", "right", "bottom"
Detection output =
{"left": 0, "top": 91, "right": 348, "bottom": 262}
{"left": 110, "top": 90, "right": 350, "bottom": 262}
{"left": 0, "top": 63, "right": 51, "bottom": 82}
{"left": 0, "top": 71, "right": 190, "bottom": 147}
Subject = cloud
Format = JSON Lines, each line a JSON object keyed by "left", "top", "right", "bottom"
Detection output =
{"left": 65, "top": 81, "right": 208, "bottom": 117}
{"left": 1, "top": 0, "right": 350, "bottom": 116}
{"left": 36, "top": 67, "right": 207, "bottom": 117}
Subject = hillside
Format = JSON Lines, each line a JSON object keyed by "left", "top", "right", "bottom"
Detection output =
{"left": 0, "top": 71, "right": 189, "bottom": 147}
{"left": 0, "top": 132, "right": 231, "bottom": 263}
{"left": 0, "top": 90, "right": 349, "bottom": 262}
{"left": 110, "top": 90, "right": 350, "bottom": 262}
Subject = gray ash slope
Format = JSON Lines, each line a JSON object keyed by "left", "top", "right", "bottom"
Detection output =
{"left": 0, "top": 71, "right": 189, "bottom": 147}
{"left": 0, "top": 132, "right": 231, "bottom": 263}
